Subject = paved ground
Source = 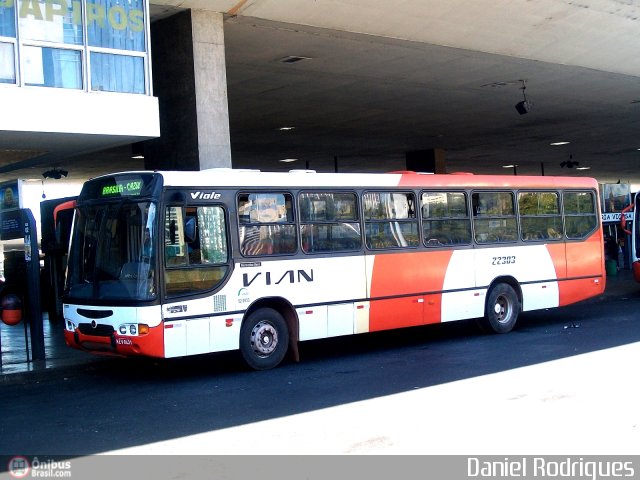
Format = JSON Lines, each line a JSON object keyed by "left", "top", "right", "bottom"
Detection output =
{"left": 1, "top": 268, "right": 637, "bottom": 385}
{"left": 0, "top": 269, "right": 639, "bottom": 460}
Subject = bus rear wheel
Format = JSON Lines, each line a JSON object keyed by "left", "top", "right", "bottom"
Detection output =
{"left": 240, "top": 308, "right": 289, "bottom": 370}
{"left": 480, "top": 283, "right": 520, "bottom": 334}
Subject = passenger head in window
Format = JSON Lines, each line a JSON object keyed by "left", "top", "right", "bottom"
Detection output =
{"left": 546, "top": 227, "right": 561, "bottom": 239}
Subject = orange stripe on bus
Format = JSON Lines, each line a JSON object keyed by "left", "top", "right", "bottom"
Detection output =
{"left": 368, "top": 251, "right": 453, "bottom": 332}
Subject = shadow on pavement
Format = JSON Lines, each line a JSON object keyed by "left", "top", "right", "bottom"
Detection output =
{"left": 1, "top": 271, "right": 639, "bottom": 457}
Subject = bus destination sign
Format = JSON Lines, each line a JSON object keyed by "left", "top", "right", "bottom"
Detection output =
{"left": 101, "top": 180, "right": 143, "bottom": 198}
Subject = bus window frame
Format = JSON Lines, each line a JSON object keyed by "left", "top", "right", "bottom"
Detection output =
{"left": 561, "top": 189, "right": 600, "bottom": 240}
{"left": 471, "top": 190, "right": 518, "bottom": 245}
{"left": 516, "top": 189, "right": 563, "bottom": 242}
{"left": 162, "top": 201, "right": 233, "bottom": 301}
{"left": 236, "top": 190, "right": 298, "bottom": 258}
{"left": 298, "top": 189, "right": 363, "bottom": 255}
{"left": 362, "top": 189, "right": 419, "bottom": 251}
{"left": 419, "top": 189, "right": 472, "bottom": 248}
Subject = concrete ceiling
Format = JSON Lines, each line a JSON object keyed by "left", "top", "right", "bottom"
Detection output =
{"left": 3, "top": 0, "right": 640, "bottom": 187}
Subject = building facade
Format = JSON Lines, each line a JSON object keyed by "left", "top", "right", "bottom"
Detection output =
{"left": 0, "top": 0, "right": 159, "bottom": 169}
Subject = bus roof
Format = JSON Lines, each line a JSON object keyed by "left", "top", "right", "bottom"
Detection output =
{"left": 94, "top": 169, "right": 600, "bottom": 190}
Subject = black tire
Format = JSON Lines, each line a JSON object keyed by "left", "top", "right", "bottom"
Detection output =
{"left": 240, "top": 308, "right": 289, "bottom": 370}
{"left": 480, "top": 283, "right": 520, "bottom": 334}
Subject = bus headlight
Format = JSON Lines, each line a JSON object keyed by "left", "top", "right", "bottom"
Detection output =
{"left": 65, "top": 320, "right": 77, "bottom": 332}
{"left": 116, "top": 323, "right": 149, "bottom": 336}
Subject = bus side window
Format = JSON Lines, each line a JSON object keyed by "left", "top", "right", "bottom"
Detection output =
{"left": 237, "top": 192, "right": 297, "bottom": 256}
{"left": 299, "top": 191, "right": 361, "bottom": 253}
{"left": 165, "top": 207, "right": 187, "bottom": 266}
{"left": 363, "top": 191, "right": 419, "bottom": 250}
{"left": 472, "top": 191, "right": 517, "bottom": 244}
{"left": 421, "top": 191, "right": 471, "bottom": 247}
{"left": 518, "top": 191, "right": 562, "bottom": 242}
{"left": 563, "top": 191, "right": 597, "bottom": 239}
{"left": 164, "top": 205, "right": 229, "bottom": 297}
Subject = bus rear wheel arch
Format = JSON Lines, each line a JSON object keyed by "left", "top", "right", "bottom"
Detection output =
{"left": 240, "top": 307, "right": 290, "bottom": 370}
{"left": 479, "top": 282, "right": 521, "bottom": 334}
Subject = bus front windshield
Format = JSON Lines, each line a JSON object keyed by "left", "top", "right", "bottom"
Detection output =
{"left": 66, "top": 201, "right": 157, "bottom": 302}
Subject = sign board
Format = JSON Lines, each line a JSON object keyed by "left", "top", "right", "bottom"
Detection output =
{"left": 602, "top": 212, "right": 633, "bottom": 223}
{"left": 0, "top": 179, "right": 24, "bottom": 240}
{"left": 600, "top": 183, "right": 631, "bottom": 214}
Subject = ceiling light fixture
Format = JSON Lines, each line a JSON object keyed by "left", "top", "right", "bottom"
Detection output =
{"left": 279, "top": 56, "right": 311, "bottom": 64}
{"left": 131, "top": 155, "right": 144, "bottom": 159}
{"left": 42, "top": 168, "right": 68, "bottom": 179}
{"left": 560, "top": 154, "right": 579, "bottom": 169}
{"left": 576, "top": 166, "right": 591, "bottom": 171}
{"left": 515, "top": 79, "right": 531, "bottom": 115}
{"left": 279, "top": 126, "right": 295, "bottom": 131}
{"left": 550, "top": 141, "right": 570, "bottom": 146}
{"left": 279, "top": 158, "right": 298, "bottom": 163}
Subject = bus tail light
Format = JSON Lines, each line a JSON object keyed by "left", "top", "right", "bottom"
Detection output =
{"left": 138, "top": 324, "right": 149, "bottom": 335}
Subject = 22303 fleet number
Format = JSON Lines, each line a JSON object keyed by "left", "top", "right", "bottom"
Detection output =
{"left": 492, "top": 256, "right": 516, "bottom": 265}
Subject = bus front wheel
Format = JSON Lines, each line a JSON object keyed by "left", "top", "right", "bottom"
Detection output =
{"left": 240, "top": 308, "right": 290, "bottom": 370}
{"left": 480, "top": 283, "right": 520, "bottom": 334}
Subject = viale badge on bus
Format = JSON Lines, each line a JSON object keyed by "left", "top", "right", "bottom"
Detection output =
{"left": 190, "top": 191, "right": 221, "bottom": 200}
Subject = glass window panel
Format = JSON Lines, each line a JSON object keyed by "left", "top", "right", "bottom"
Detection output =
{"left": 66, "top": 201, "right": 157, "bottom": 301}
{"left": 421, "top": 192, "right": 467, "bottom": 218}
{"left": 518, "top": 191, "right": 560, "bottom": 215}
{"left": 365, "top": 221, "right": 419, "bottom": 249}
{"left": 301, "top": 223, "right": 361, "bottom": 253}
{"left": 164, "top": 205, "right": 229, "bottom": 297}
{"left": 90, "top": 52, "right": 144, "bottom": 93}
{"left": 299, "top": 192, "right": 358, "bottom": 222}
{"left": 563, "top": 191, "right": 595, "bottom": 215}
{"left": 0, "top": 0, "right": 16, "bottom": 37}
{"left": 473, "top": 192, "right": 514, "bottom": 216}
{"left": 0, "top": 41, "right": 15, "bottom": 83}
{"left": 565, "top": 215, "right": 597, "bottom": 239}
{"left": 238, "top": 193, "right": 294, "bottom": 224}
{"left": 197, "top": 206, "right": 228, "bottom": 264}
{"left": 364, "top": 192, "right": 416, "bottom": 220}
{"left": 521, "top": 217, "right": 563, "bottom": 241}
{"left": 474, "top": 218, "right": 518, "bottom": 244}
{"left": 239, "top": 225, "right": 297, "bottom": 256}
{"left": 423, "top": 219, "right": 471, "bottom": 246}
{"left": 87, "top": 0, "right": 145, "bottom": 52}
{"left": 18, "top": 0, "right": 82, "bottom": 44}
{"left": 23, "top": 45, "right": 81, "bottom": 88}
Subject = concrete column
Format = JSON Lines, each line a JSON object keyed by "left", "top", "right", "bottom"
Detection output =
{"left": 192, "top": 10, "right": 232, "bottom": 169}
{"left": 144, "top": 10, "right": 231, "bottom": 171}
{"left": 406, "top": 149, "right": 447, "bottom": 174}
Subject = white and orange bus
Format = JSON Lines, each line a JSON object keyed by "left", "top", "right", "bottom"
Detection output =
{"left": 62, "top": 169, "right": 605, "bottom": 369}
